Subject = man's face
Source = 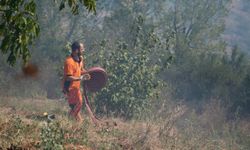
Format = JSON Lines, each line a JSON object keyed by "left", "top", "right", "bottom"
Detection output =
{"left": 78, "top": 43, "right": 85, "bottom": 56}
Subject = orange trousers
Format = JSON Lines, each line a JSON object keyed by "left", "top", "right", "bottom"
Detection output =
{"left": 67, "top": 88, "right": 83, "bottom": 121}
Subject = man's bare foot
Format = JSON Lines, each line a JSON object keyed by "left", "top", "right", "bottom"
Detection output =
{"left": 76, "top": 113, "right": 84, "bottom": 123}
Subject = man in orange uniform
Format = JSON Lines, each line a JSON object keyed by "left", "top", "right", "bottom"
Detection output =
{"left": 63, "top": 41, "right": 90, "bottom": 122}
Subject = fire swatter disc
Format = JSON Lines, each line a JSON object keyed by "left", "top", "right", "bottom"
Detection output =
{"left": 83, "top": 67, "right": 107, "bottom": 92}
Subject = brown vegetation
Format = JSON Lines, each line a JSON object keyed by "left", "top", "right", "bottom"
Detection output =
{"left": 0, "top": 97, "right": 249, "bottom": 149}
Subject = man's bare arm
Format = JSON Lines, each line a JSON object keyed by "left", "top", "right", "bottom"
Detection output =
{"left": 66, "top": 74, "right": 91, "bottom": 81}
{"left": 66, "top": 75, "right": 81, "bottom": 81}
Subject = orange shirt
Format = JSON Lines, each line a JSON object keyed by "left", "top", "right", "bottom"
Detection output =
{"left": 64, "top": 56, "right": 85, "bottom": 90}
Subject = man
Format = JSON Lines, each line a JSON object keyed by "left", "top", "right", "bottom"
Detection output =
{"left": 63, "top": 41, "right": 90, "bottom": 122}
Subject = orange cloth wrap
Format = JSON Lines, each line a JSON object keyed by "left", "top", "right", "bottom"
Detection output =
{"left": 63, "top": 56, "right": 86, "bottom": 121}
{"left": 64, "top": 56, "right": 84, "bottom": 90}
{"left": 67, "top": 88, "right": 83, "bottom": 119}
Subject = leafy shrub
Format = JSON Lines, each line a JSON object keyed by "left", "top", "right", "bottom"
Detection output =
{"left": 86, "top": 15, "right": 172, "bottom": 119}
{"left": 90, "top": 39, "right": 162, "bottom": 118}
{"left": 0, "top": 116, "right": 25, "bottom": 148}
{"left": 40, "top": 122, "right": 64, "bottom": 150}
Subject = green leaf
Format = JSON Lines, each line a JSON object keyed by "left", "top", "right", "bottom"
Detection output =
{"left": 0, "top": 23, "right": 5, "bottom": 36}
{"left": 68, "top": 0, "right": 73, "bottom": 7}
{"left": 59, "top": 1, "right": 65, "bottom": 10}
{"left": 7, "top": 51, "right": 16, "bottom": 66}
{"left": 1, "top": 36, "right": 10, "bottom": 53}
{"left": 22, "top": 17, "right": 27, "bottom": 25}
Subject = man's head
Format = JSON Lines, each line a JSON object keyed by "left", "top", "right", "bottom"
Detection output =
{"left": 71, "top": 41, "right": 85, "bottom": 56}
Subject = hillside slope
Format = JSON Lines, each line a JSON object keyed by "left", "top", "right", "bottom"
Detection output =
{"left": 0, "top": 97, "right": 249, "bottom": 149}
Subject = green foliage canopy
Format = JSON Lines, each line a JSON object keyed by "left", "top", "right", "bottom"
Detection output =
{"left": 88, "top": 15, "right": 168, "bottom": 118}
{"left": 92, "top": 41, "right": 161, "bottom": 118}
{"left": 0, "top": 0, "right": 39, "bottom": 66}
{"left": 0, "top": 0, "right": 96, "bottom": 66}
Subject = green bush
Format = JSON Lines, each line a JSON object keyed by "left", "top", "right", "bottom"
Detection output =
{"left": 91, "top": 41, "right": 161, "bottom": 118}
{"left": 40, "top": 122, "right": 64, "bottom": 150}
{"left": 86, "top": 15, "right": 171, "bottom": 119}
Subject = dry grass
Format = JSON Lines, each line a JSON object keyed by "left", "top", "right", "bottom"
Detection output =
{"left": 0, "top": 97, "right": 249, "bottom": 149}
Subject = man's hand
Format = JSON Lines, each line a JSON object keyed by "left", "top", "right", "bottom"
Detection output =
{"left": 80, "top": 73, "right": 91, "bottom": 81}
